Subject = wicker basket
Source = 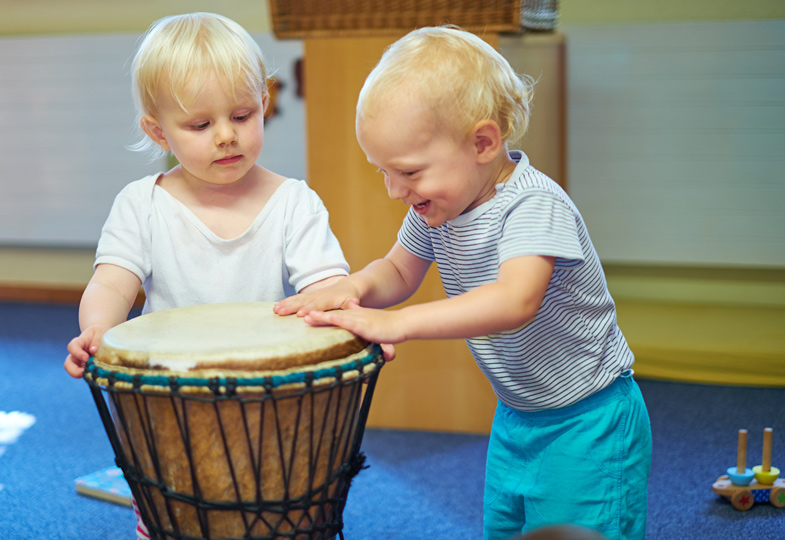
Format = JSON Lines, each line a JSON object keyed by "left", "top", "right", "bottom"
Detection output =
{"left": 522, "top": 0, "right": 559, "bottom": 31}
{"left": 269, "top": 0, "right": 543, "bottom": 39}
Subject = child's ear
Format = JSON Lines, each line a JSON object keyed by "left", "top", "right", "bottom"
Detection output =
{"left": 261, "top": 91, "right": 270, "bottom": 117}
{"left": 140, "top": 115, "right": 170, "bottom": 151}
{"left": 472, "top": 120, "right": 504, "bottom": 164}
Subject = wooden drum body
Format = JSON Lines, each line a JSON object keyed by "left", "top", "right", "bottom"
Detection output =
{"left": 84, "top": 303, "right": 383, "bottom": 540}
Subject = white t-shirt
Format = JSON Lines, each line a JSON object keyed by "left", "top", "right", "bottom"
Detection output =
{"left": 398, "top": 151, "right": 634, "bottom": 411}
{"left": 95, "top": 174, "right": 349, "bottom": 314}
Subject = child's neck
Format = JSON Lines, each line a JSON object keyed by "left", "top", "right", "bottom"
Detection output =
{"left": 187, "top": 168, "right": 259, "bottom": 204}
{"left": 488, "top": 150, "right": 518, "bottom": 186}
{"left": 159, "top": 165, "right": 285, "bottom": 239}
{"left": 163, "top": 164, "right": 262, "bottom": 203}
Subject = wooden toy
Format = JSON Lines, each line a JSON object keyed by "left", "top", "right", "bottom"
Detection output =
{"left": 726, "top": 429, "right": 755, "bottom": 486}
{"left": 753, "top": 428, "right": 781, "bottom": 484}
{"left": 713, "top": 427, "right": 785, "bottom": 511}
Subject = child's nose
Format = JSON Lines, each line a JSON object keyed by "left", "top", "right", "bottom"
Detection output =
{"left": 215, "top": 121, "right": 237, "bottom": 146}
{"left": 385, "top": 176, "right": 409, "bottom": 200}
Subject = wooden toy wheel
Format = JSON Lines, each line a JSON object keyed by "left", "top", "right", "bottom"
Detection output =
{"left": 770, "top": 487, "right": 785, "bottom": 508}
{"left": 731, "top": 489, "right": 754, "bottom": 511}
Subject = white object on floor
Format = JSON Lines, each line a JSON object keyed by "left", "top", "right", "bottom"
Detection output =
{"left": 0, "top": 410, "right": 36, "bottom": 445}
{"left": 0, "top": 410, "right": 36, "bottom": 492}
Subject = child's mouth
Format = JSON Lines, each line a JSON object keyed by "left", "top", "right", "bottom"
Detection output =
{"left": 215, "top": 155, "right": 242, "bottom": 165}
{"left": 413, "top": 201, "right": 430, "bottom": 215}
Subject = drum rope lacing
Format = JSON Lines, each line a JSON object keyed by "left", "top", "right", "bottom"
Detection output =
{"left": 85, "top": 345, "right": 382, "bottom": 394}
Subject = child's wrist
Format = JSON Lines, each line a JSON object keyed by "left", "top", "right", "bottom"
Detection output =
{"left": 343, "top": 277, "right": 364, "bottom": 303}
{"left": 393, "top": 307, "right": 413, "bottom": 341}
{"left": 82, "top": 323, "right": 110, "bottom": 335}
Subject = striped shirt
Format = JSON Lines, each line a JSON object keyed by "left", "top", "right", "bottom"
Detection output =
{"left": 397, "top": 151, "right": 634, "bottom": 411}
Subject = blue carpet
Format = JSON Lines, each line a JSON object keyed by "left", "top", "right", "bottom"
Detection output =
{"left": 0, "top": 302, "right": 783, "bottom": 539}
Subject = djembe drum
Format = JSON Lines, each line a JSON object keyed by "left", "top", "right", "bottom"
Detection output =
{"left": 84, "top": 302, "right": 383, "bottom": 540}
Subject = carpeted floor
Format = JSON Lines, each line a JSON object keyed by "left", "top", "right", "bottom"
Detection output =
{"left": 0, "top": 301, "right": 783, "bottom": 539}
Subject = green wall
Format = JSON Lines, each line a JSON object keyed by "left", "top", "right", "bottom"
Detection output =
{"left": 0, "top": 0, "right": 271, "bottom": 36}
{"left": 559, "top": 0, "right": 785, "bottom": 26}
{"left": 1, "top": 1, "right": 783, "bottom": 36}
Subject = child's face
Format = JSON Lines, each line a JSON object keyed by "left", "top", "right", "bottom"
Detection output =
{"left": 356, "top": 98, "right": 496, "bottom": 228}
{"left": 149, "top": 73, "right": 266, "bottom": 187}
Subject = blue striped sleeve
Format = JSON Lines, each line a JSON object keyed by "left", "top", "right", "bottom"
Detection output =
{"left": 498, "top": 190, "right": 585, "bottom": 264}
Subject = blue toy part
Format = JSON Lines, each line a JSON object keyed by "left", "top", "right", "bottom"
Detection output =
{"left": 753, "top": 488, "right": 771, "bottom": 504}
{"left": 727, "top": 466, "right": 755, "bottom": 486}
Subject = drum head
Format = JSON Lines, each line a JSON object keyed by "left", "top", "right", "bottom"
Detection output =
{"left": 95, "top": 302, "right": 368, "bottom": 372}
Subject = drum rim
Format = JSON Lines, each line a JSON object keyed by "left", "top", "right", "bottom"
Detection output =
{"left": 94, "top": 302, "right": 369, "bottom": 373}
{"left": 85, "top": 344, "right": 382, "bottom": 394}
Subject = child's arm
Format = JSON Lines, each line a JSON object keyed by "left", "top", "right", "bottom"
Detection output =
{"left": 64, "top": 264, "right": 142, "bottom": 378}
{"left": 274, "top": 241, "right": 432, "bottom": 316}
{"left": 298, "top": 275, "right": 345, "bottom": 293}
{"left": 304, "top": 255, "right": 555, "bottom": 344}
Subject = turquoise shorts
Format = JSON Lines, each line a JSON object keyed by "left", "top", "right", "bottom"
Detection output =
{"left": 483, "top": 371, "right": 652, "bottom": 540}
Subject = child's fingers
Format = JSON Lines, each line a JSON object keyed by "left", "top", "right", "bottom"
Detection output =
{"left": 68, "top": 330, "right": 97, "bottom": 351}
{"left": 380, "top": 343, "right": 396, "bottom": 362}
{"left": 303, "top": 311, "right": 338, "bottom": 327}
{"left": 295, "top": 297, "right": 349, "bottom": 317}
{"left": 273, "top": 296, "right": 303, "bottom": 315}
{"left": 63, "top": 355, "right": 85, "bottom": 378}
{"left": 64, "top": 331, "right": 102, "bottom": 378}
{"left": 275, "top": 295, "right": 343, "bottom": 317}
{"left": 66, "top": 345, "right": 85, "bottom": 362}
{"left": 342, "top": 298, "right": 362, "bottom": 310}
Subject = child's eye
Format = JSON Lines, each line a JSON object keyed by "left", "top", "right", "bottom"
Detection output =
{"left": 234, "top": 113, "right": 251, "bottom": 121}
{"left": 401, "top": 170, "right": 418, "bottom": 177}
{"left": 191, "top": 122, "right": 209, "bottom": 130}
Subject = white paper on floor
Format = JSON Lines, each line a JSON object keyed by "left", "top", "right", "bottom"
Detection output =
{"left": 0, "top": 410, "right": 36, "bottom": 464}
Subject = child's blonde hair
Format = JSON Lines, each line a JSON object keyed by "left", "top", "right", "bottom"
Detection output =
{"left": 357, "top": 26, "right": 534, "bottom": 146}
{"left": 131, "top": 12, "right": 268, "bottom": 158}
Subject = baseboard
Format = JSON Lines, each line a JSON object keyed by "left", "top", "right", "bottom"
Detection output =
{"left": 617, "top": 300, "right": 785, "bottom": 387}
{"left": 0, "top": 283, "right": 84, "bottom": 304}
{"left": 0, "top": 283, "right": 145, "bottom": 308}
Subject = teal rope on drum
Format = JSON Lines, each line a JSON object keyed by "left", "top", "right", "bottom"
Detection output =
{"left": 85, "top": 343, "right": 382, "bottom": 390}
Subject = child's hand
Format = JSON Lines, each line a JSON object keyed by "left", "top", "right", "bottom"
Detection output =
{"left": 341, "top": 300, "right": 397, "bottom": 362}
{"left": 64, "top": 325, "right": 107, "bottom": 378}
{"left": 278, "top": 294, "right": 398, "bottom": 362}
{"left": 274, "top": 278, "right": 359, "bottom": 317}
{"left": 305, "top": 302, "right": 401, "bottom": 363}
{"left": 304, "top": 304, "right": 406, "bottom": 347}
